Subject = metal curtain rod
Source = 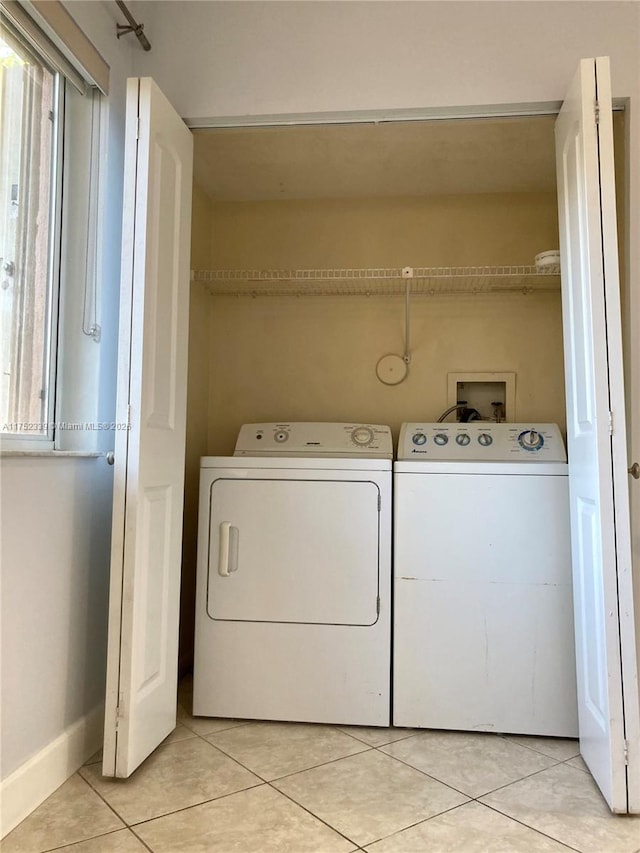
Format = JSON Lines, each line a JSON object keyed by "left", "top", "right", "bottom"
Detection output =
{"left": 115, "top": 1, "right": 151, "bottom": 51}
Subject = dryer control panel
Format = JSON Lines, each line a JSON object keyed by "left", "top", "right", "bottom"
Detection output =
{"left": 398, "top": 423, "right": 566, "bottom": 462}
{"left": 234, "top": 422, "right": 393, "bottom": 459}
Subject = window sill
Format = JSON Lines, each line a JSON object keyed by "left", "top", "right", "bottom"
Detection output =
{"left": 0, "top": 450, "right": 104, "bottom": 459}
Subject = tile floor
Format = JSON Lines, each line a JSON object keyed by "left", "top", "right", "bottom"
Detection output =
{"left": 4, "top": 678, "right": 640, "bottom": 853}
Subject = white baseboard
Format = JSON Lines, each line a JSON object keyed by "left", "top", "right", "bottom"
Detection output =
{"left": 0, "top": 704, "right": 104, "bottom": 839}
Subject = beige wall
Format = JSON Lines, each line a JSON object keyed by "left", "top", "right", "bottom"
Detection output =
{"left": 180, "top": 184, "right": 212, "bottom": 669}
{"left": 190, "top": 183, "right": 215, "bottom": 270}
{"left": 209, "top": 193, "right": 559, "bottom": 268}
{"left": 198, "top": 192, "right": 564, "bottom": 455}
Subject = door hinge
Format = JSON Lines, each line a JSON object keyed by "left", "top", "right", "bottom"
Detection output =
{"left": 135, "top": 117, "right": 140, "bottom": 139}
{"left": 595, "top": 101, "right": 600, "bottom": 126}
{"left": 115, "top": 694, "right": 125, "bottom": 730}
{"left": 609, "top": 410, "right": 614, "bottom": 436}
{"left": 624, "top": 740, "right": 629, "bottom": 765}
{"left": 126, "top": 403, "right": 132, "bottom": 429}
{"left": 376, "top": 595, "right": 381, "bottom": 616}
{"left": 377, "top": 494, "right": 382, "bottom": 512}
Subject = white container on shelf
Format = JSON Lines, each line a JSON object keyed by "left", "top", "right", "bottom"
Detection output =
{"left": 535, "top": 250, "right": 561, "bottom": 270}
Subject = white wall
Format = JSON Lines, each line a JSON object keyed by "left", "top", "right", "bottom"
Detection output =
{"left": 137, "top": 1, "right": 639, "bottom": 120}
{"left": 0, "top": 0, "right": 134, "bottom": 798}
{"left": 0, "top": 458, "right": 113, "bottom": 778}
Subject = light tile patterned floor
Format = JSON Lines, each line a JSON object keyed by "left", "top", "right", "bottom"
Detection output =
{"left": 4, "top": 680, "right": 640, "bottom": 853}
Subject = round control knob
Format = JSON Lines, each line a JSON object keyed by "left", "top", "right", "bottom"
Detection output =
{"left": 478, "top": 433, "right": 493, "bottom": 447}
{"left": 412, "top": 433, "right": 427, "bottom": 446}
{"left": 351, "top": 426, "right": 374, "bottom": 446}
{"left": 518, "top": 429, "right": 544, "bottom": 451}
{"left": 433, "top": 433, "right": 448, "bottom": 446}
{"left": 274, "top": 430, "right": 289, "bottom": 443}
{"left": 455, "top": 433, "right": 471, "bottom": 446}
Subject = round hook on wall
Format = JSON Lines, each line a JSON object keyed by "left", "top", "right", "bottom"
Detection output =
{"left": 376, "top": 353, "right": 408, "bottom": 385}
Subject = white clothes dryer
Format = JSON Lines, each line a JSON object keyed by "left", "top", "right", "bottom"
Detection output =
{"left": 193, "top": 422, "right": 392, "bottom": 726}
{"left": 393, "top": 422, "right": 578, "bottom": 737}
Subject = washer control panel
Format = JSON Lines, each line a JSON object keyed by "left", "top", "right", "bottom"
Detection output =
{"left": 398, "top": 423, "right": 566, "bottom": 462}
{"left": 234, "top": 422, "right": 393, "bottom": 458}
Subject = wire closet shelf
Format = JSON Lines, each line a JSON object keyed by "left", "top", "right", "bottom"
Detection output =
{"left": 191, "top": 265, "right": 561, "bottom": 297}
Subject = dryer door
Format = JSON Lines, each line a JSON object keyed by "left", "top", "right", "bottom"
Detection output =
{"left": 207, "top": 477, "right": 380, "bottom": 625}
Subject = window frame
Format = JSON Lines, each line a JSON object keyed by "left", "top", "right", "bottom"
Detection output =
{"left": 0, "top": 18, "right": 64, "bottom": 450}
{"left": 0, "top": 8, "right": 111, "bottom": 455}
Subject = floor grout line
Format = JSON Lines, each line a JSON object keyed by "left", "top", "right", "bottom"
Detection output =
{"left": 127, "top": 822, "right": 165, "bottom": 852}
{"left": 196, "top": 719, "right": 375, "bottom": 776}
{"left": 189, "top": 731, "right": 272, "bottom": 782}
{"left": 97, "top": 727, "right": 630, "bottom": 853}
{"left": 77, "top": 720, "right": 569, "bottom": 849}
{"left": 266, "top": 745, "right": 375, "bottom": 784}
{"left": 474, "top": 759, "right": 576, "bottom": 799}
{"left": 264, "top": 780, "right": 363, "bottom": 849}
{"left": 354, "top": 800, "right": 475, "bottom": 850}
{"left": 76, "top": 765, "right": 130, "bottom": 825}
{"left": 15, "top": 691, "right": 635, "bottom": 853}
{"left": 163, "top": 718, "right": 429, "bottom": 849}
{"left": 125, "top": 826, "right": 156, "bottom": 853}
{"left": 176, "top": 712, "right": 253, "bottom": 738}
{"left": 71, "top": 771, "right": 131, "bottom": 832}
{"left": 370, "top": 735, "right": 570, "bottom": 800}
{"left": 477, "top": 800, "right": 584, "bottom": 853}
{"left": 136, "top": 724, "right": 463, "bottom": 851}
{"left": 369, "top": 744, "right": 476, "bottom": 800}
{"left": 336, "top": 726, "right": 420, "bottom": 748}
{"left": 40, "top": 827, "right": 131, "bottom": 853}
{"left": 128, "top": 780, "right": 268, "bottom": 829}
{"left": 80, "top": 738, "right": 265, "bottom": 830}
{"left": 561, "top": 754, "right": 589, "bottom": 773}
{"left": 498, "top": 733, "right": 580, "bottom": 763}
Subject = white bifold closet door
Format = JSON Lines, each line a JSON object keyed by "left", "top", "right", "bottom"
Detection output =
{"left": 102, "top": 78, "right": 193, "bottom": 778}
{"left": 556, "top": 56, "right": 639, "bottom": 813}
{"left": 100, "top": 62, "right": 639, "bottom": 804}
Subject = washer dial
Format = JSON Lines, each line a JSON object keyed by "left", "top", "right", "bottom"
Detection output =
{"left": 456, "top": 433, "right": 471, "bottom": 446}
{"left": 478, "top": 433, "right": 493, "bottom": 447}
{"left": 518, "top": 429, "right": 544, "bottom": 451}
{"left": 412, "top": 433, "right": 427, "bottom": 446}
{"left": 274, "top": 430, "right": 289, "bottom": 443}
{"left": 433, "top": 433, "right": 448, "bottom": 446}
{"left": 351, "top": 426, "right": 374, "bottom": 446}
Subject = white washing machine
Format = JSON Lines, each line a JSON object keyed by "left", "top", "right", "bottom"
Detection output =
{"left": 193, "top": 422, "right": 392, "bottom": 726}
{"left": 393, "top": 422, "right": 578, "bottom": 737}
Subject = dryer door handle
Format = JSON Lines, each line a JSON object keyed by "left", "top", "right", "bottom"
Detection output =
{"left": 218, "top": 522, "right": 239, "bottom": 576}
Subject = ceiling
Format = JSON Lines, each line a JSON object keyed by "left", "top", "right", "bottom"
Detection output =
{"left": 192, "top": 115, "right": 558, "bottom": 202}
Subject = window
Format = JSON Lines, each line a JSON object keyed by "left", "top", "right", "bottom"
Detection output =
{"left": 0, "top": 21, "right": 61, "bottom": 443}
{"left": 0, "top": 4, "right": 109, "bottom": 454}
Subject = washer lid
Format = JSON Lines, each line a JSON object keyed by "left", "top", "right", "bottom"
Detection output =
{"left": 233, "top": 422, "right": 393, "bottom": 459}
